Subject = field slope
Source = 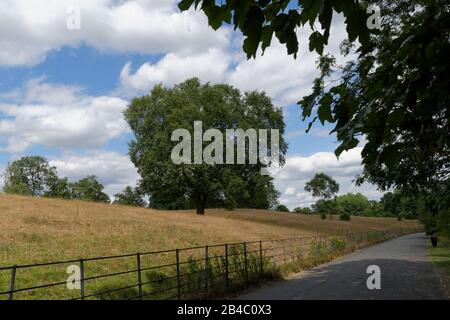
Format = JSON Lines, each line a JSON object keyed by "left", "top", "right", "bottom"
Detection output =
{"left": 0, "top": 193, "right": 420, "bottom": 266}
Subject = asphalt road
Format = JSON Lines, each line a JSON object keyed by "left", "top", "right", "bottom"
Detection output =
{"left": 239, "top": 233, "right": 444, "bottom": 300}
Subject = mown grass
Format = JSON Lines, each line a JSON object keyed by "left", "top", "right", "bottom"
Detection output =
{"left": 0, "top": 193, "right": 421, "bottom": 299}
{"left": 429, "top": 235, "right": 450, "bottom": 298}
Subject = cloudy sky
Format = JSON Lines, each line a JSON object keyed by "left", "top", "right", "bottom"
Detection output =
{"left": 0, "top": 0, "right": 383, "bottom": 209}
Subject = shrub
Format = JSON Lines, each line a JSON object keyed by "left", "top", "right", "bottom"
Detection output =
{"left": 276, "top": 204, "right": 290, "bottom": 212}
{"left": 329, "top": 237, "right": 347, "bottom": 251}
{"left": 293, "top": 207, "right": 312, "bottom": 214}
{"left": 340, "top": 212, "right": 351, "bottom": 221}
{"left": 313, "top": 199, "right": 342, "bottom": 215}
{"left": 335, "top": 193, "right": 370, "bottom": 216}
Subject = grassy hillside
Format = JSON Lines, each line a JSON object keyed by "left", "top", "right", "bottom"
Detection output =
{"left": 0, "top": 193, "right": 420, "bottom": 267}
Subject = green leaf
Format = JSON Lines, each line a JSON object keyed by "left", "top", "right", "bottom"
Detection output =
{"left": 241, "top": 5, "right": 264, "bottom": 58}
{"left": 318, "top": 0, "right": 333, "bottom": 44}
{"left": 178, "top": 0, "right": 195, "bottom": 11}
{"left": 261, "top": 25, "right": 274, "bottom": 53}
{"left": 309, "top": 31, "right": 325, "bottom": 55}
{"left": 335, "top": 137, "right": 359, "bottom": 157}
{"left": 317, "top": 94, "right": 333, "bottom": 124}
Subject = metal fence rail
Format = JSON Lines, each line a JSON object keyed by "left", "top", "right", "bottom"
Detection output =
{"left": 0, "top": 228, "right": 420, "bottom": 300}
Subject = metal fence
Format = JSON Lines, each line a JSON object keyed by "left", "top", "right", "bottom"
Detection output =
{"left": 0, "top": 228, "right": 419, "bottom": 300}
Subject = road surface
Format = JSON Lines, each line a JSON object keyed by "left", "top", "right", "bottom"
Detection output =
{"left": 239, "top": 233, "right": 444, "bottom": 300}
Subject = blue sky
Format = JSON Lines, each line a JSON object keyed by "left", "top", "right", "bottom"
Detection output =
{"left": 0, "top": 0, "right": 380, "bottom": 208}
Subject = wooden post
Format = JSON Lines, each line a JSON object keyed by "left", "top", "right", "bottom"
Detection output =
{"left": 176, "top": 249, "right": 181, "bottom": 300}
{"left": 79, "top": 259, "right": 85, "bottom": 300}
{"left": 137, "top": 253, "right": 143, "bottom": 300}
{"left": 225, "top": 244, "right": 229, "bottom": 287}
{"left": 204, "top": 245, "right": 209, "bottom": 294}
{"left": 8, "top": 265, "right": 17, "bottom": 300}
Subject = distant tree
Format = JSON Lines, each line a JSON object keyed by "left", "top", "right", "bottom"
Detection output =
{"left": 305, "top": 173, "right": 339, "bottom": 200}
{"left": 45, "top": 176, "right": 72, "bottom": 199}
{"left": 362, "top": 200, "right": 384, "bottom": 217}
{"left": 124, "top": 78, "right": 287, "bottom": 215}
{"left": 312, "top": 199, "right": 342, "bottom": 216}
{"left": 305, "top": 173, "right": 339, "bottom": 219}
{"left": 3, "top": 156, "right": 58, "bottom": 196}
{"left": 293, "top": 207, "right": 312, "bottom": 214}
{"left": 336, "top": 193, "right": 370, "bottom": 216}
{"left": 379, "top": 192, "right": 399, "bottom": 217}
{"left": 113, "top": 186, "right": 146, "bottom": 207}
{"left": 276, "top": 204, "right": 290, "bottom": 213}
{"left": 71, "top": 176, "right": 110, "bottom": 203}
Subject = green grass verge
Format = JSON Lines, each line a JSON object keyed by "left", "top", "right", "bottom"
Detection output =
{"left": 429, "top": 235, "right": 450, "bottom": 298}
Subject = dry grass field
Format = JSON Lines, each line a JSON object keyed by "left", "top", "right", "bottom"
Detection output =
{"left": 0, "top": 193, "right": 420, "bottom": 267}
{"left": 0, "top": 193, "right": 421, "bottom": 299}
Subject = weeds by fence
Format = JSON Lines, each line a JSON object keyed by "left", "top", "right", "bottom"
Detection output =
{"left": 0, "top": 228, "right": 421, "bottom": 300}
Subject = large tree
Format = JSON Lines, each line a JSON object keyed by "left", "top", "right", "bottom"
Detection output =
{"left": 3, "top": 156, "right": 58, "bottom": 196}
{"left": 124, "top": 78, "right": 287, "bottom": 214}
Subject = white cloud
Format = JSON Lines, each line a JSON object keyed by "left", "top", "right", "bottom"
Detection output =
{"left": 0, "top": 78, "right": 129, "bottom": 153}
{"left": 284, "top": 187, "right": 296, "bottom": 196}
{"left": 272, "top": 148, "right": 383, "bottom": 209}
{"left": 49, "top": 151, "right": 139, "bottom": 196}
{"left": 119, "top": 13, "right": 354, "bottom": 106}
{"left": 119, "top": 47, "right": 231, "bottom": 96}
{"left": 0, "top": 0, "right": 229, "bottom": 66}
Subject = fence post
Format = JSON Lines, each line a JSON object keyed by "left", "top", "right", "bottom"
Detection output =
{"left": 137, "top": 253, "right": 143, "bottom": 300}
{"left": 290, "top": 240, "right": 295, "bottom": 262}
{"left": 297, "top": 239, "right": 302, "bottom": 260}
{"left": 243, "top": 242, "right": 248, "bottom": 283}
{"left": 8, "top": 265, "right": 17, "bottom": 300}
{"left": 176, "top": 249, "right": 181, "bottom": 300}
{"left": 282, "top": 241, "right": 287, "bottom": 264}
{"left": 271, "top": 241, "right": 276, "bottom": 265}
{"left": 79, "top": 259, "right": 85, "bottom": 300}
{"left": 204, "top": 245, "right": 209, "bottom": 294}
{"left": 225, "top": 244, "right": 229, "bottom": 287}
{"left": 259, "top": 241, "right": 263, "bottom": 277}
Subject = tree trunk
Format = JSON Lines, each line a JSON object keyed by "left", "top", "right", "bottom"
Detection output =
{"left": 196, "top": 192, "right": 206, "bottom": 215}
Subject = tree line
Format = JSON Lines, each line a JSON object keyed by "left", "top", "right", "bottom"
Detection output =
{"left": 1, "top": 155, "right": 146, "bottom": 206}
{"left": 277, "top": 173, "right": 425, "bottom": 222}
{"left": 1, "top": 156, "right": 432, "bottom": 225}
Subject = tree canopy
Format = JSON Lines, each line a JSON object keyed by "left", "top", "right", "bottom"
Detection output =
{"left": 71, "top": 175, "right": 110, "bottom": 203}
{"left": 301, "top": 1, "right": 450, "bottom": 193}
{"left": 3, "top": 156, "right": 58, "bottom": 196}
{"left": 335, "top": 192, "right": 370, "bottom": 216}
{"left": 124, "top": 78, "right": 287, "bottom": 214}
{"left": 178, "top": 0, "right": 374, "bottom": 59}
{"left": 3, "top": 156, "right": 110, "bottom": 203}
{"left": 304, "top": 172, "right": 339, "bottom": 200}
